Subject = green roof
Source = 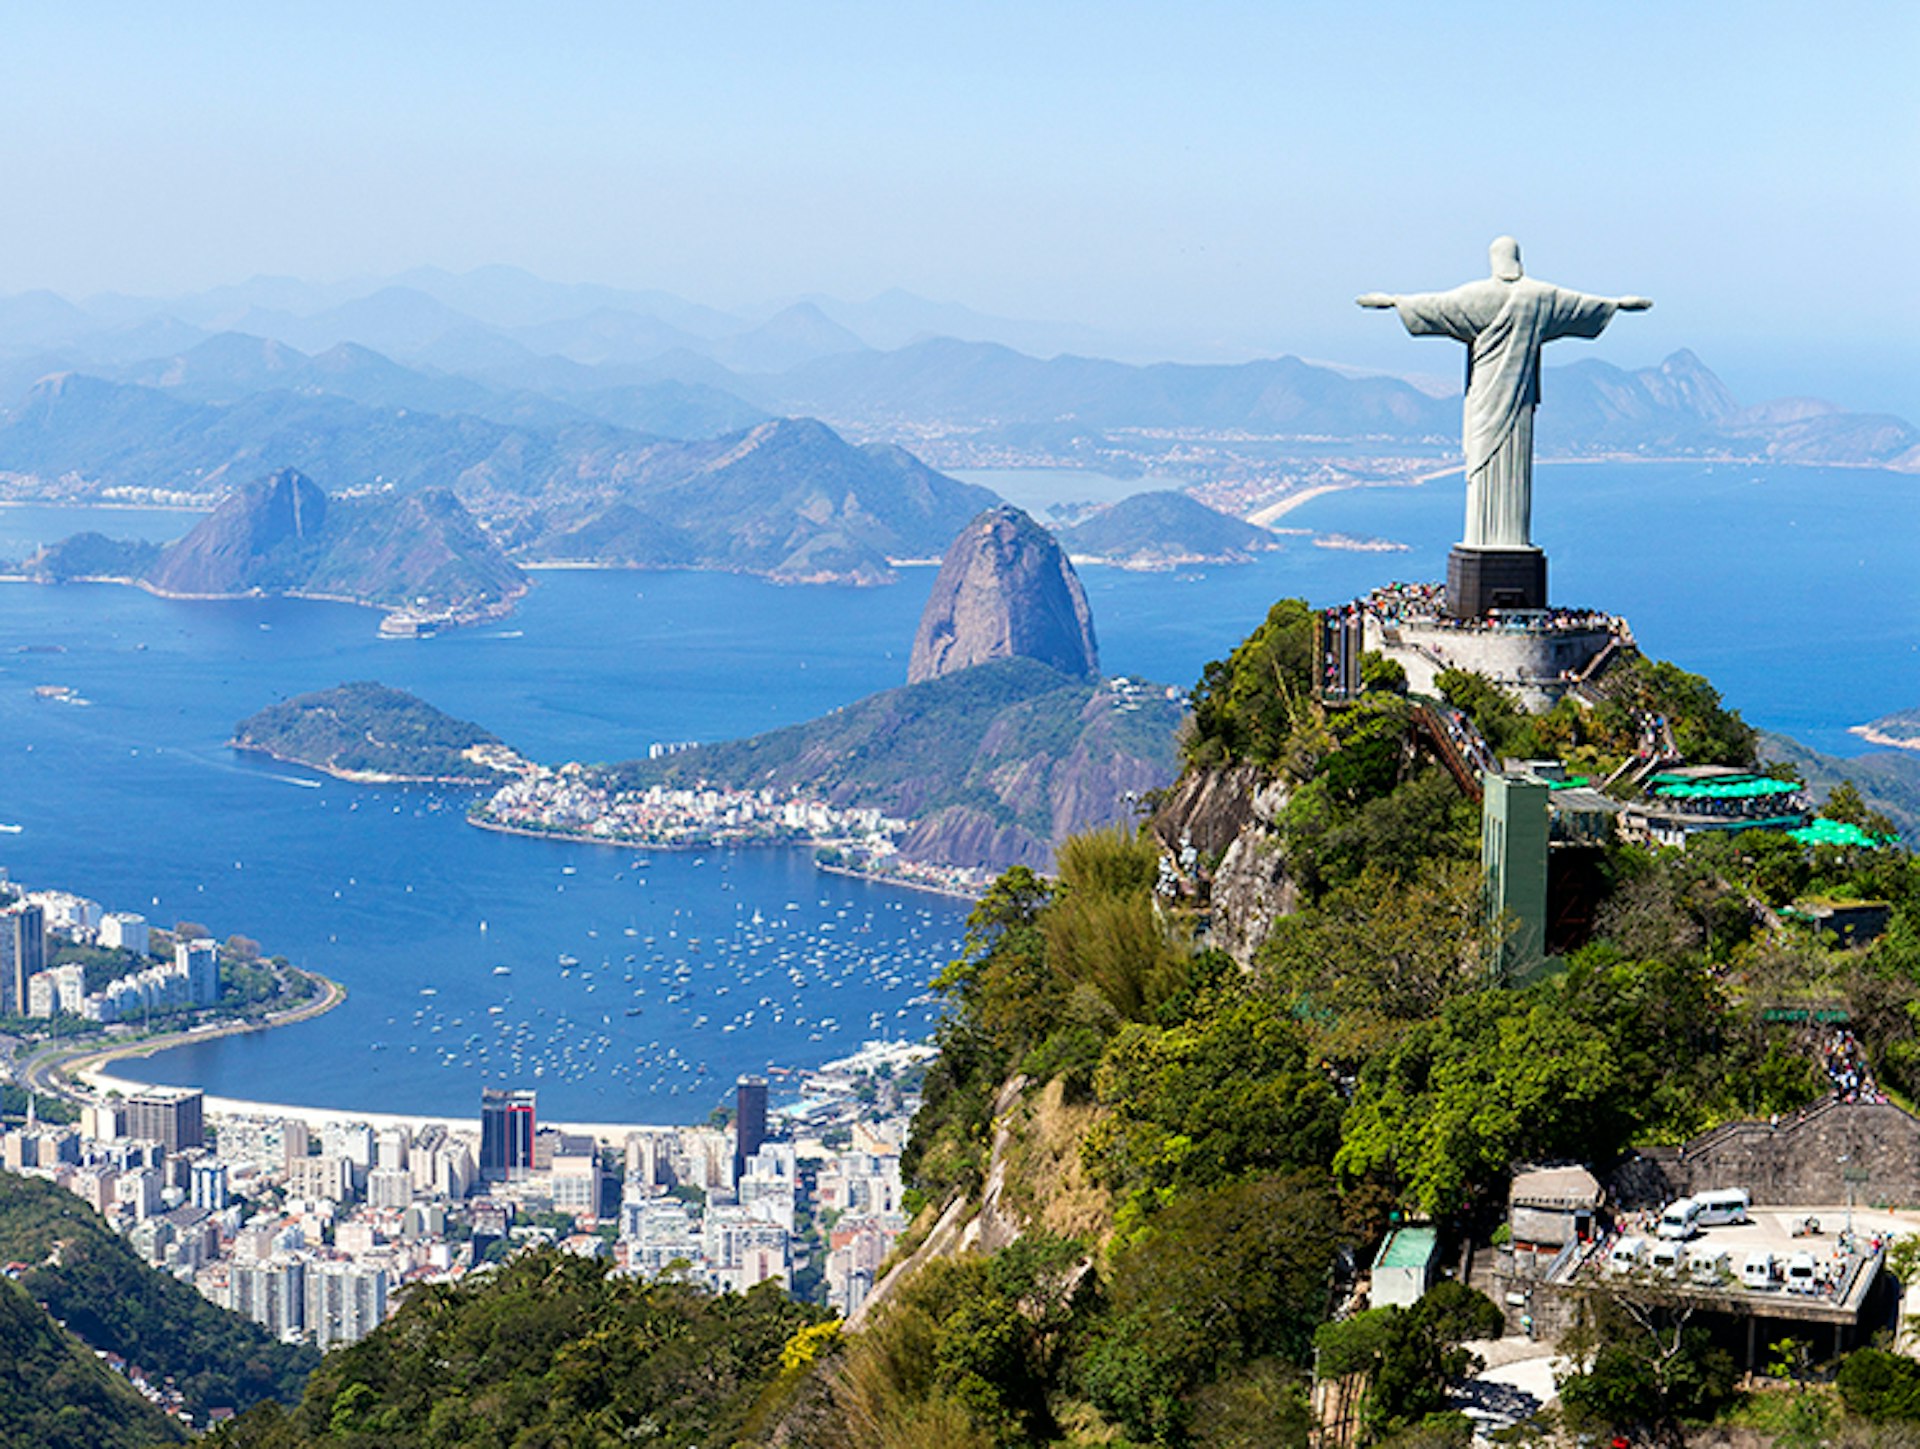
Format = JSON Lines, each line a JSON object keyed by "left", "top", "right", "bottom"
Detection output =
{"left": 1653, "top": 776, "right": 1799, "bottom": 801}
{"left": 1790, "top": 818, "right": 1892, "bottom": 849}
{"left": 1374, "top": 1225, "right": 1439, "bottom": 1270}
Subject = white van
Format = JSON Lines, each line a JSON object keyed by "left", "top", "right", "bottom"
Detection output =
{"left": 1688, "top": 1246, "right": 1730, "bottom": 1285}
{"left": 1649, "top": 1240, "right": 1683, "bottom": 1276}
{"left": 1696, "top": 1188, "right": 1751, "bottom": 1226}
{"left": 1786, "top": 1252, "right": 1818, "bottom": 1292}
{"left": 1608, "top": 1237, "right": 1646, "bottom": 1275}
{"left": 1741, "top": 1251, "right": 1777, "bottom": 1289}
{"left": 1657, "top": 1198, "right": 1702, "bottom": 1240}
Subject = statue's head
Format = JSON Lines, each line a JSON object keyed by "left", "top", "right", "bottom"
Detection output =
{"left": 1489, "top": 236, "right": 1524, "bottom": 282}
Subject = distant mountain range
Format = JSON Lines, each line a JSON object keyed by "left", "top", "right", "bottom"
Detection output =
{"left": 0, "top": 368, "right": 995, "bottom": 584}
{"left": 1, "top": 270, "right": 1910, "bottom": 472}
{"left": 0, "top": 272, "right": 1911, "bottom": 602}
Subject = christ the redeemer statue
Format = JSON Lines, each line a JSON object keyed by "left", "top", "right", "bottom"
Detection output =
{"left": 1359, "top": 236, "right": 1649, "bottom": 616}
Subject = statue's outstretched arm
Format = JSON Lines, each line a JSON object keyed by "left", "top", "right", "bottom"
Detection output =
{"left": 1356, "top": 292, "right": 1396, "bottom": 309}
{"left": 1616, "top": 296, "right": 1653, "bottom": 311}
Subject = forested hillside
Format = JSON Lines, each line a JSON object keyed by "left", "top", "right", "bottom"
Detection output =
{"left": 780, "top": 600, "right": 1920, "bottom": 1445}
{"left": 233, "top": 681, "right": 514, "bottom": 782}
{"left": 0, "top": 1175, "right": 317, "bottom": 1427}
{"left": 205, "top": 1251, "right": 828, "bottom": 1448}
{"left": 176, "top": 598, "right": 1920, "bottom": 1447}
{"left": 0, "top": 1273, "right": 184, "bottom": 1448}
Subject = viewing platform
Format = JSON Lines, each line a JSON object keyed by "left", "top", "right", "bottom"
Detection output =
{"left": 1324, "top": 583, "right": 1631, "bottom": 710}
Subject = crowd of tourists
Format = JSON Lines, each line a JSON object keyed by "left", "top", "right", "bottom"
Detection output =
{"left": 1823, "top": 1027, "right": 1886, "bottom": 1105}
{"left": 1359, "top": 581, "right": 1624, "bottom": 637}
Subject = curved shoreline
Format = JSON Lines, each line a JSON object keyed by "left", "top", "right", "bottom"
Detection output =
{"left": 26, "top": 967, "right": 348, "bottom": 1104}
{"left": 1850, "top": 725, "right": 1920, "bottom": 754}
{"left": 465, "top": 813, "right": 742, "bottom": 851}
{"left": 468, "top": 815, "right": 987, "bottom": 900}
{"left": 229, "top": 739, "right": 508, "bottom": 787}
{"left": 814, "top": 859, "right": 982, "bottom": 903}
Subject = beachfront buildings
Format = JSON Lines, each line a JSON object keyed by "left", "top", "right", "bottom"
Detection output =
{"left": 0, "top": 1043, "right": 920, "bottom": 1350}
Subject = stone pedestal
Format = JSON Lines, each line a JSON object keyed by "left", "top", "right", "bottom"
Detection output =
{"left": 1447, "top": 545, "right": 1546, "bottom": 617}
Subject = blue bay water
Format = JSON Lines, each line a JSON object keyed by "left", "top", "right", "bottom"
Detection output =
{"left": 0, "top": 459, "right": 1911, "bottom": 1123}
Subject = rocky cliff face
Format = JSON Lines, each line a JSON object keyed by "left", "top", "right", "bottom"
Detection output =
{"left": 1152, "top": 764, "right": 1299, "bottom": 965}
{"left": 908, "top": 505, "right": 1099, "bottom": 684}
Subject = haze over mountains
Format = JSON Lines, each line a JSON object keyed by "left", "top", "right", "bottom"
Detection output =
{"left": 0, "top": 267, "right": 1912, "bottom": 604}
{"left": 2, "top": 267, "right": 1912, "bottom": 467}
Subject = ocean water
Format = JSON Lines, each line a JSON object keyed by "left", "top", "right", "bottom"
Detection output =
{"left": 0, "top": 459, "right": 1910, "bottom": 1122}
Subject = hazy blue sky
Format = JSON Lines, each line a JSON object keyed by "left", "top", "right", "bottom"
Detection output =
{"left": 1, "top": 3, "right": 1914, "bottom": 410}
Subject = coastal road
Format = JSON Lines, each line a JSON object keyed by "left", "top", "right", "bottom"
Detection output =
{"left": 15, "top": 967, "right": 346, "bottom": 1105}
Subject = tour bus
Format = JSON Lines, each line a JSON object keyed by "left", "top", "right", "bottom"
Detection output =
{"left": 1649, "top": 1240, "right": 1683, "bottom": 1276}
{"left": 1741, "top": 1251, "right": 1778, "bottom": 1289}
{"left": 1786, "top": 1252, "right": 1819, "bottom": 1292}
{"left": 1657, "top": 1198, "right": 1702, "bottom": 1240}
{"left": 1608, "top": 1237, "right": 1646, "bottom": 1275}
{"left": 1687, "top": 1246, "right": 1731, "bottom": 1285}
{"left": 1695, "top": 1188, "right": 1752, "bottom": 1226}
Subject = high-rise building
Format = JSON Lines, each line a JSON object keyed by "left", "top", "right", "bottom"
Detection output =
{"left": 190, "top": 1160, "right": 229, "bottom": 1211}
{"left": 99, "top": 911, "right": 149, "bottom": 954}
{"left": 282, "top": 1119, "right": 311, "bottom": 1171}
{"left": 305, "top": 1262, "right": 388, "bottom": 1347}
{"left": 479, "top": 1088, "right": 536, "bottom": 1182}
{"left": 0, "top": 903, "right": 46, "bottom": 1015}
{"left": 25, "top": 970, "right": 57, "bottom": 1018}
{"left": 175, "top": 938, "right": 219, "bottom": 1006}
{"left": 734, "top": 1076, "right": 768, "bottom": 1180}
{"left": 123, "top": 1087, "right": 205, "bottom": 1153}
{"left": 233, "top": 1258, "right": 306, "bottom": 1339}
{"left": 368, "top": 1165, "right": 414, "bottom": 1211}
{"left": 51, "top": 962, "right": 85, "bottom": 1014}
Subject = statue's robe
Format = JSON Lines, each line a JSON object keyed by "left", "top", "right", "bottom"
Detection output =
{"left": 1392, "top": 278, "right": 1619, "bottom": 549}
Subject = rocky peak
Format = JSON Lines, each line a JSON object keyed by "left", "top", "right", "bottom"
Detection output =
{"left": 147, "top": 468, "right": 328, "bottom": 595}
{"left": 1647, "top": 349, "right": 1741, "bottom": 423}
{"left": 907, "top": 505, "right": 1099, "bottom": 685}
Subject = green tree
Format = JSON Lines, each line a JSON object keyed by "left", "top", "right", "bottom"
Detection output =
{"left": 1077, "top": 1173, "right": 1343, "bottom": 1443}
{"left": 1258, "top": 859, "right": 1494, "bottom": 1065}
{"left": 1083, "top": 994, "right": 1343, "bottom": 1202}
{"left": 1838, "top": 1347, "right": 1920, "bottom": 1423}
{"left": 1312, "top": 1282, "right": 1502, "bottom": 1444}
{"left": 1185, "top": 598, "right": 1320, "bottom": 769}
{"left": 1557, "top": 1295, "right": 1739, "bottom": 1440}
{"left": 1335, "top": 991, "right": 1622, "bottom": 1215}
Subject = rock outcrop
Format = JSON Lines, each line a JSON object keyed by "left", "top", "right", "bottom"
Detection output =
{"left": 147, "top": 467, "right": 524, "bottom": 613}
{"left": 908, "top": 505, "right": 1098, "bottom": 684}
{"left": 148, "top": 467, "right": 328, "bottom": 596}
{"left": 1152, "top": 764, "right": 1299, "bottom": 965}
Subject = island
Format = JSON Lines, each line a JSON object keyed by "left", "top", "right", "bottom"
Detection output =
{"left": 1053, "top": 489, "right": 1281, "bottom": 569}
{"left": 469, "top": 507, "right": 1187, "bottom": 887}
{"left": 231, "top": 681, "right": 530, "bottom": 784}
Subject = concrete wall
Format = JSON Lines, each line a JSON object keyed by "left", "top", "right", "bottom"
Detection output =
{"left": 1609, "top": 1101, "right": 1920, "bottom": 1210}
{"left": 1365, "top": 617, "right": 1612, "bottom": 711}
